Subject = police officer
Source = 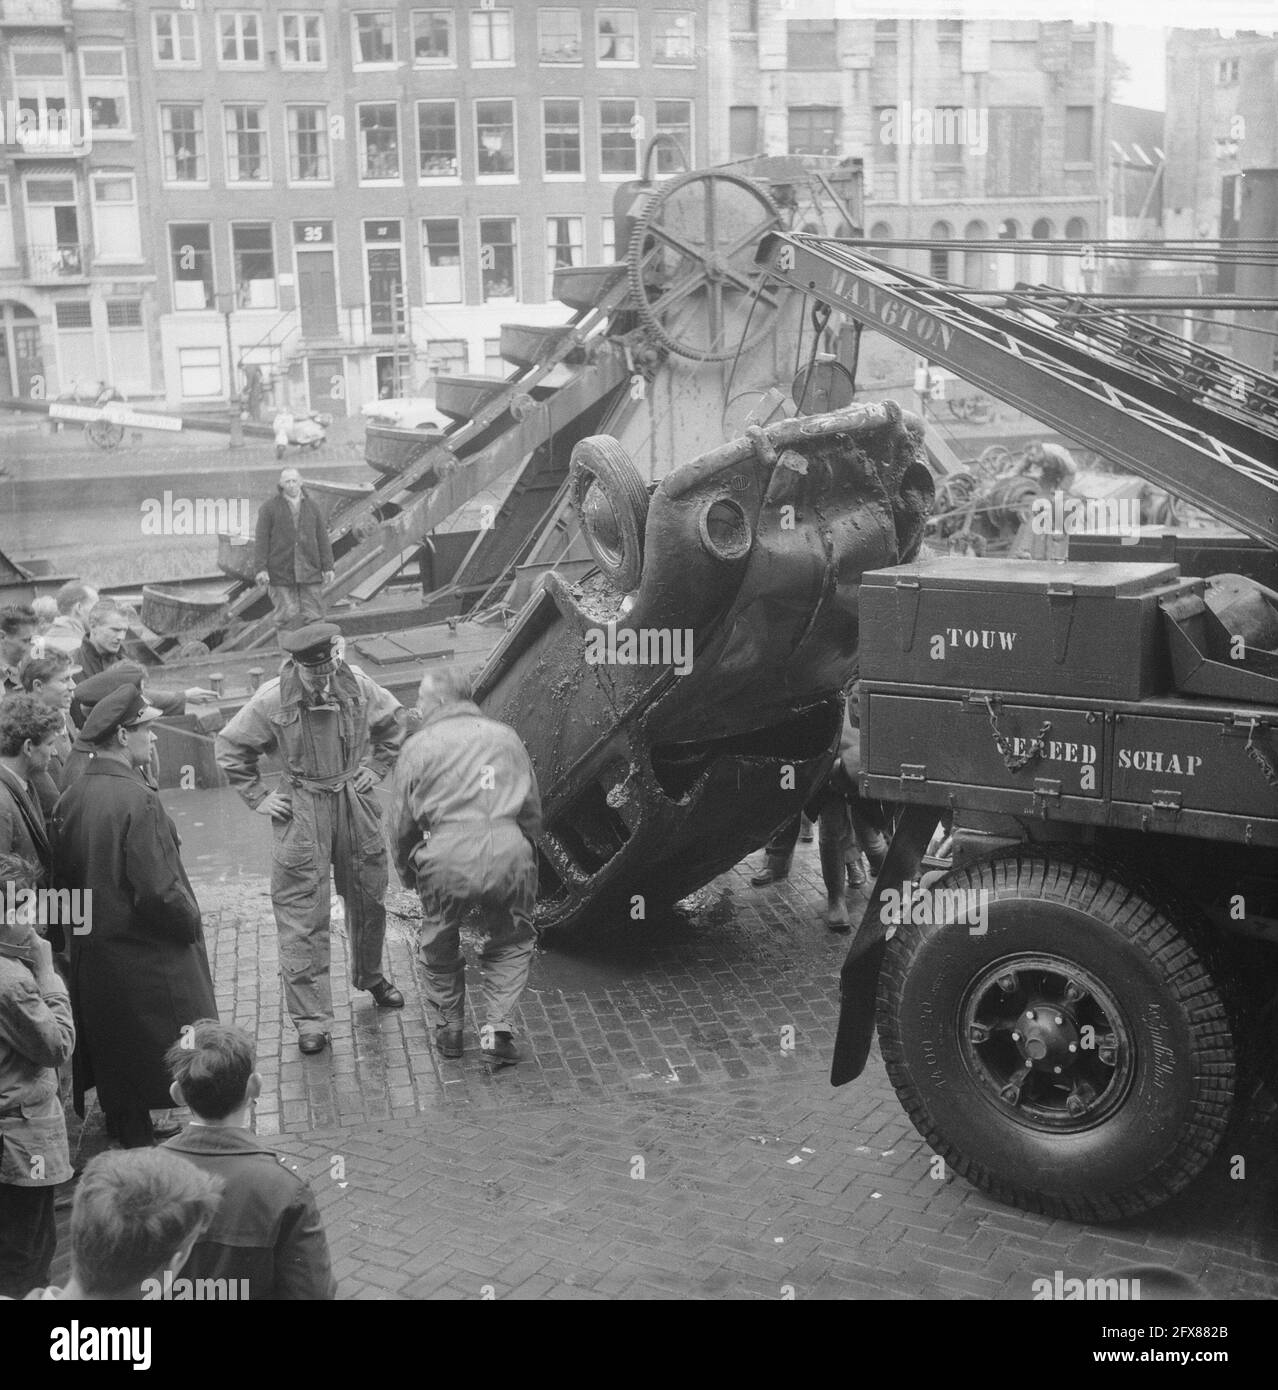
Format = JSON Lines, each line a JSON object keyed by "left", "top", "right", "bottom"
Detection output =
{"left": 215, "top": 623, "right": 405, "bottom": 1054}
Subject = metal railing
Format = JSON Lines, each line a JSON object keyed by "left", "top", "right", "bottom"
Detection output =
{"left": 24, "top": 242, "right": 86, "bottom": 280}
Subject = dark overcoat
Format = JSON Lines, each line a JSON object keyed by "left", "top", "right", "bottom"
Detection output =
{"left": 51, "top": 759, "right": 217, "bottom": 1117}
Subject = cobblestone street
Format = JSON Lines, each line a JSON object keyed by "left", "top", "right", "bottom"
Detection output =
{"left": 56, "top": 820, "right": 1278, "bottom": 1301}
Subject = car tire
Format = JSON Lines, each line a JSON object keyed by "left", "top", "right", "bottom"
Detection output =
{"left": 876, "top": 851, "right": 1240, "bottom": 1222}
{"left": 569, "top": 436, "right": 649, "bottom": 592}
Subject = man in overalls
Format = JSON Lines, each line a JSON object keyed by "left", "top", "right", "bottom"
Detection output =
{"left": 215, "top": 624, "right": 405, "bottom": 1054}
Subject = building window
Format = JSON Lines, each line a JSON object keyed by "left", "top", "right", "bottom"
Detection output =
{"left": 479, "top": 217, "right": 517, "bottom": 300}
{"left": 359, "top": 103, "right": 401, "bottom": 181}
{"left": 787, "top": 19, "right": 836, "bottom": 70}
{"left": 475, "top": 100, "right": 515, "bottom": 176}
{"left": 655, "top": 100, "right": 692, "bottom": 172}
{"left": 421, "top": 218, "right": 462, "bottom": 303}
{"left": 224, "top": 105, "right": 269, "bottom": 184}
{"left": 933, "top": 107, "right": 965, "bottom": 165}
{"left": 426, "top": 339, "right": 467, "bottom": 376}
{"left": 1216, "top": 57, "right": 1239, "bottom": 85}
{"left": 80, "top": 49, "right": 130, "bottom": 136}
{"left": 12, "top": 47, "right": 69, "bottom": 139}
{"left": 233, "top": 224, "right": 276, "bottom": 308}
{"left": 280, "top": 13, "right": 326, "bottom": 67}
{"left": 153, "top": 12, "right": 199, "bottom": 66}
{"left": 179, "top": 346, "right": 223, "bottom": 398}
{"left": 543, "top": 98, "right": 582, "bottom": 175}
{"left": 788, "top": 106, "right": 839, "bottom": 157}
{"left": 1065, "top": 106, "right": 1093, "bottom": 164}
{"left": 601, "top": 215, "right": 616, "bottom": 263}
{"left": 287, "top": 106, "right": 330, "bottom": 182}
{"left": 364, "top": 220, "right": 405, "bottom": 334}
{"left": 160, "top": 105, "right": 205, "bottom": 183}
{"left": 0, "top": 181, "right": 15, "bottom": 267}
{"left": 91, "top": 174, "right": 140, "bottom": 262}
{"left": 1065, "top": 217, "right": 1089, "bottom": 240}
{"left": 539, "top": 9, "right": 581, "bottom": 63}
{"left": 170, "top": 223, "right": 214, "bottom": 310}
{"left": 987, "top": 109, "right": 1041, "bottom": 195}
{"left": 412, "top": 10, "right": 453, "bottom": 64}
{"left": 600, "top": 98, "right": 638, "bottom": 175}
{"left": 654, "top": 11, "right": 694, "bottom": 64}
{"left": 730, "top": 106, "right": 758, "bottom": 159}
{"left": 963, "top": 218, "right": 988, "bottom": 288}
{"left": 417, "top": 101, "right": 458, "bottom": 178}
{"left": 483, "top": 338, "right": 505, "bottom": 376}
{"left": 470, "top": 9, "right": 513, "bottom": 63}
{"left": 352, "top": 11, "right": 396, "bottom": 65}
{"left": 55, "top": 301, "right": 92, "bottom": 331}
{"left": 928, "top": 221, "right": 952, "bottom": 280}
{"left": 730, "top": 0, "right": 757, "bottom": 31}
{"left": 597, "top": 10, "right": 637, "bottom": 64}
{"left": 546, "top": 215, "right": 584, "bottom": 281}
{"left": 875, "top": 107, "right": 898, "bottom": 163}
{"left": 219, "top": 13, "right": 261, "bottom": 65}
{"left": 106, "top": 300, "right": 142, "bottom": 330}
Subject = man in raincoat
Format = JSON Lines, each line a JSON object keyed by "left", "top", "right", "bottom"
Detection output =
{"left": 52, "top": 685, "right": 217, "bottom": 1148}
{"left": 215, "top": 623, "right": 404, "bottom": 1054}
{"left": 391, "top": 666, "right": 541, "bottom": 1065}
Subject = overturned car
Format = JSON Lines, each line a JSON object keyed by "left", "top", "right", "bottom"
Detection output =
{"left": 474, "top": 400, "right": 934, "bottom": 932}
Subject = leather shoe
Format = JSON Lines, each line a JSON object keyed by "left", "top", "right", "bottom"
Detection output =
{"left": 749, "top": 865, "right": 789, "bottom": 887}
{"left": 369, "top": 980, "right": 405, "bottom": 1009}
{"left": 481, "top": 1030, "right": 519, "bottom": 1065}
{"left": 298, "top": 1032, "right": 329, "bottom": 1055}
{"left": 435, "top": 1025, "right": 463, "bottom": 1059}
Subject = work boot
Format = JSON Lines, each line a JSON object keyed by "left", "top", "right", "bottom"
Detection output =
{"left": 481, "top": 1030, "right": 519, "bottom": 1066}
{"left": 369, "top": 979, "right": 405, "bottom": 1009}
{"left": 750, "top": 856, "right": 792, "bottom": 887}
{"left": 819, "top": 838, "right": 850, "bottom": 933}
{"left": 846, "top": 854, "right": 867, "bottom": 888}
{"left": 798, "top": 817, "right": 815, "bottom": 844}
{"left": 862, "top": 831, "right": 889, "bottom": 877}
{"left": 298, "top": 1032, "right": 330, "bottom": 1055}
{"left": 434, "top": 1025, "right": 463, "bottom": 1059}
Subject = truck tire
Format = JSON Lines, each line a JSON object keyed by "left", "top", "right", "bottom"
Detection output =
{"left": 877, "top": 852, "right": 1239, "bottom": 1222}
{"left": 569, "top": 436, "right": 649, "bottom": 592}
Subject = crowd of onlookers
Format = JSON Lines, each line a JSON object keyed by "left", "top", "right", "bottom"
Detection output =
{"left": 0, "top": 589, "right": 336, "bottom": 1300}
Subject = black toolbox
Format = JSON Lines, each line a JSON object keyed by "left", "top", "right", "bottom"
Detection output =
{"left": 858, "top": 557, "right": 1203, "bottom": 700}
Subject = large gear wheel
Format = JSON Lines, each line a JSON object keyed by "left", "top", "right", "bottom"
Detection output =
{"left": 626, "top": 169, "right": 782, "bottom": 362}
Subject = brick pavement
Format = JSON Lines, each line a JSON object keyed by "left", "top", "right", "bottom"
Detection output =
{"left": 54, "top": 833, "right": 1278, "bottom": 1300}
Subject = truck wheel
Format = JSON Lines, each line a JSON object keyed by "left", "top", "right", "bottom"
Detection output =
{"left": 569, "top": 436, "right": 649, "bottom": 592}
{"left": 877, "top": 852, "right": 1239, "bottom": 1222}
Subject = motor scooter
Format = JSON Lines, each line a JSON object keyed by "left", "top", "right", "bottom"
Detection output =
{"left": 273, "top": 409, "right": 332, "bottom": 458}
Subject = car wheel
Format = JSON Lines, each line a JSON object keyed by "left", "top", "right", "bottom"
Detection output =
{"left": 877, "top": 852, "right": 1239, "bottom": 1221}
{"left": 569, "top": 436, "right": 649, "bottom": 592}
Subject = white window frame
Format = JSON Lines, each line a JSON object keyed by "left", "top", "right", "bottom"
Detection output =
{"left": 223, "top": 104, "right": 271, "bottom": 187}
{"left": 654, "top": 99, "right": 693, "bottom": 171}
{"left": 478, "top": 216, "right": 518, "bottom": 302}
{"left": 279, "top": 12, "right": 327, "bottom": 69}
{"left": 218, "top": 12, "right": 263, "bottom": 68}
{"left": 90, "top": 172, "right": 141, "bottom": 263}
{"left": 475, "top": 98, "right": 517, "bottom": 183}
{"left": 411, "top": 9, "right": 455, "bottom": 67}
{"left": 600, "top": 215, "right": 616, "bottom": 264}
{"left": 152, "top": 11, "right": 200, "bottom": 68}
{"left": 0, "top": 178, "right": 16, "bottom": 268}
{"left": 231, "top": 222, "right": 278, "bottom": 310}
{"left": 538, "top": 8, "right": 582, "bottom": 65}
{"left": 169, "top": 222, "right": 216, "bottom": 312}
{"left": 653, "top": 10, "right": 695, "bottom": 66}
{"left": 286, "top": 104, "right": 332, "bottom": 186}
{"left": 159, "top": 103, "right": 207, "bottom": 186}
{"left": 542, "top": 96, "right": 583, "bottom": 180}
{"left": 599, "top": 97, "right": 639, "bottom": 179}
{"left": 417, "top": 99, "right": 460, "bottom": 183}
{"left": 421, "top": 216, "right": 463, "bottom": 304}
{"left": 351, "top": 10, "right": 398, "bottom": 68}
{"left": 358, "top": 102, "right": 403, "bottom": 185}
{"left": 469, "top": 8, "right": 514, "bottom": 66}
{"left": 597, "top": 9, "right": 638, "bottom": 66}
{"left": 545, "top": 214, "right": 584, "bottom": 282}
{"left": 79, "top": 47, "right": 131, "bottom": 139}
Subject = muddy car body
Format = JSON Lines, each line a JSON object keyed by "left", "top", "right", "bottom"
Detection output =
{"left": 474, "top": 400, "right": 934, "bottom": 932}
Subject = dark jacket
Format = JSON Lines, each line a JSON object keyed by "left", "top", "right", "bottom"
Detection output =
{"left": 0, "top": 765, "right": 50, "bottom": 883}
{"left": 51, "top": 758, "right": 216, "bottom": 1117}
{"left": 254, "top": 492, "right": 333, "bottom": 586}
{"left": 73, "top": 645, "right": 185, "bottom": 718}
{"left": 163, "top": 1125, "right": 336, "bottom": 1300}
